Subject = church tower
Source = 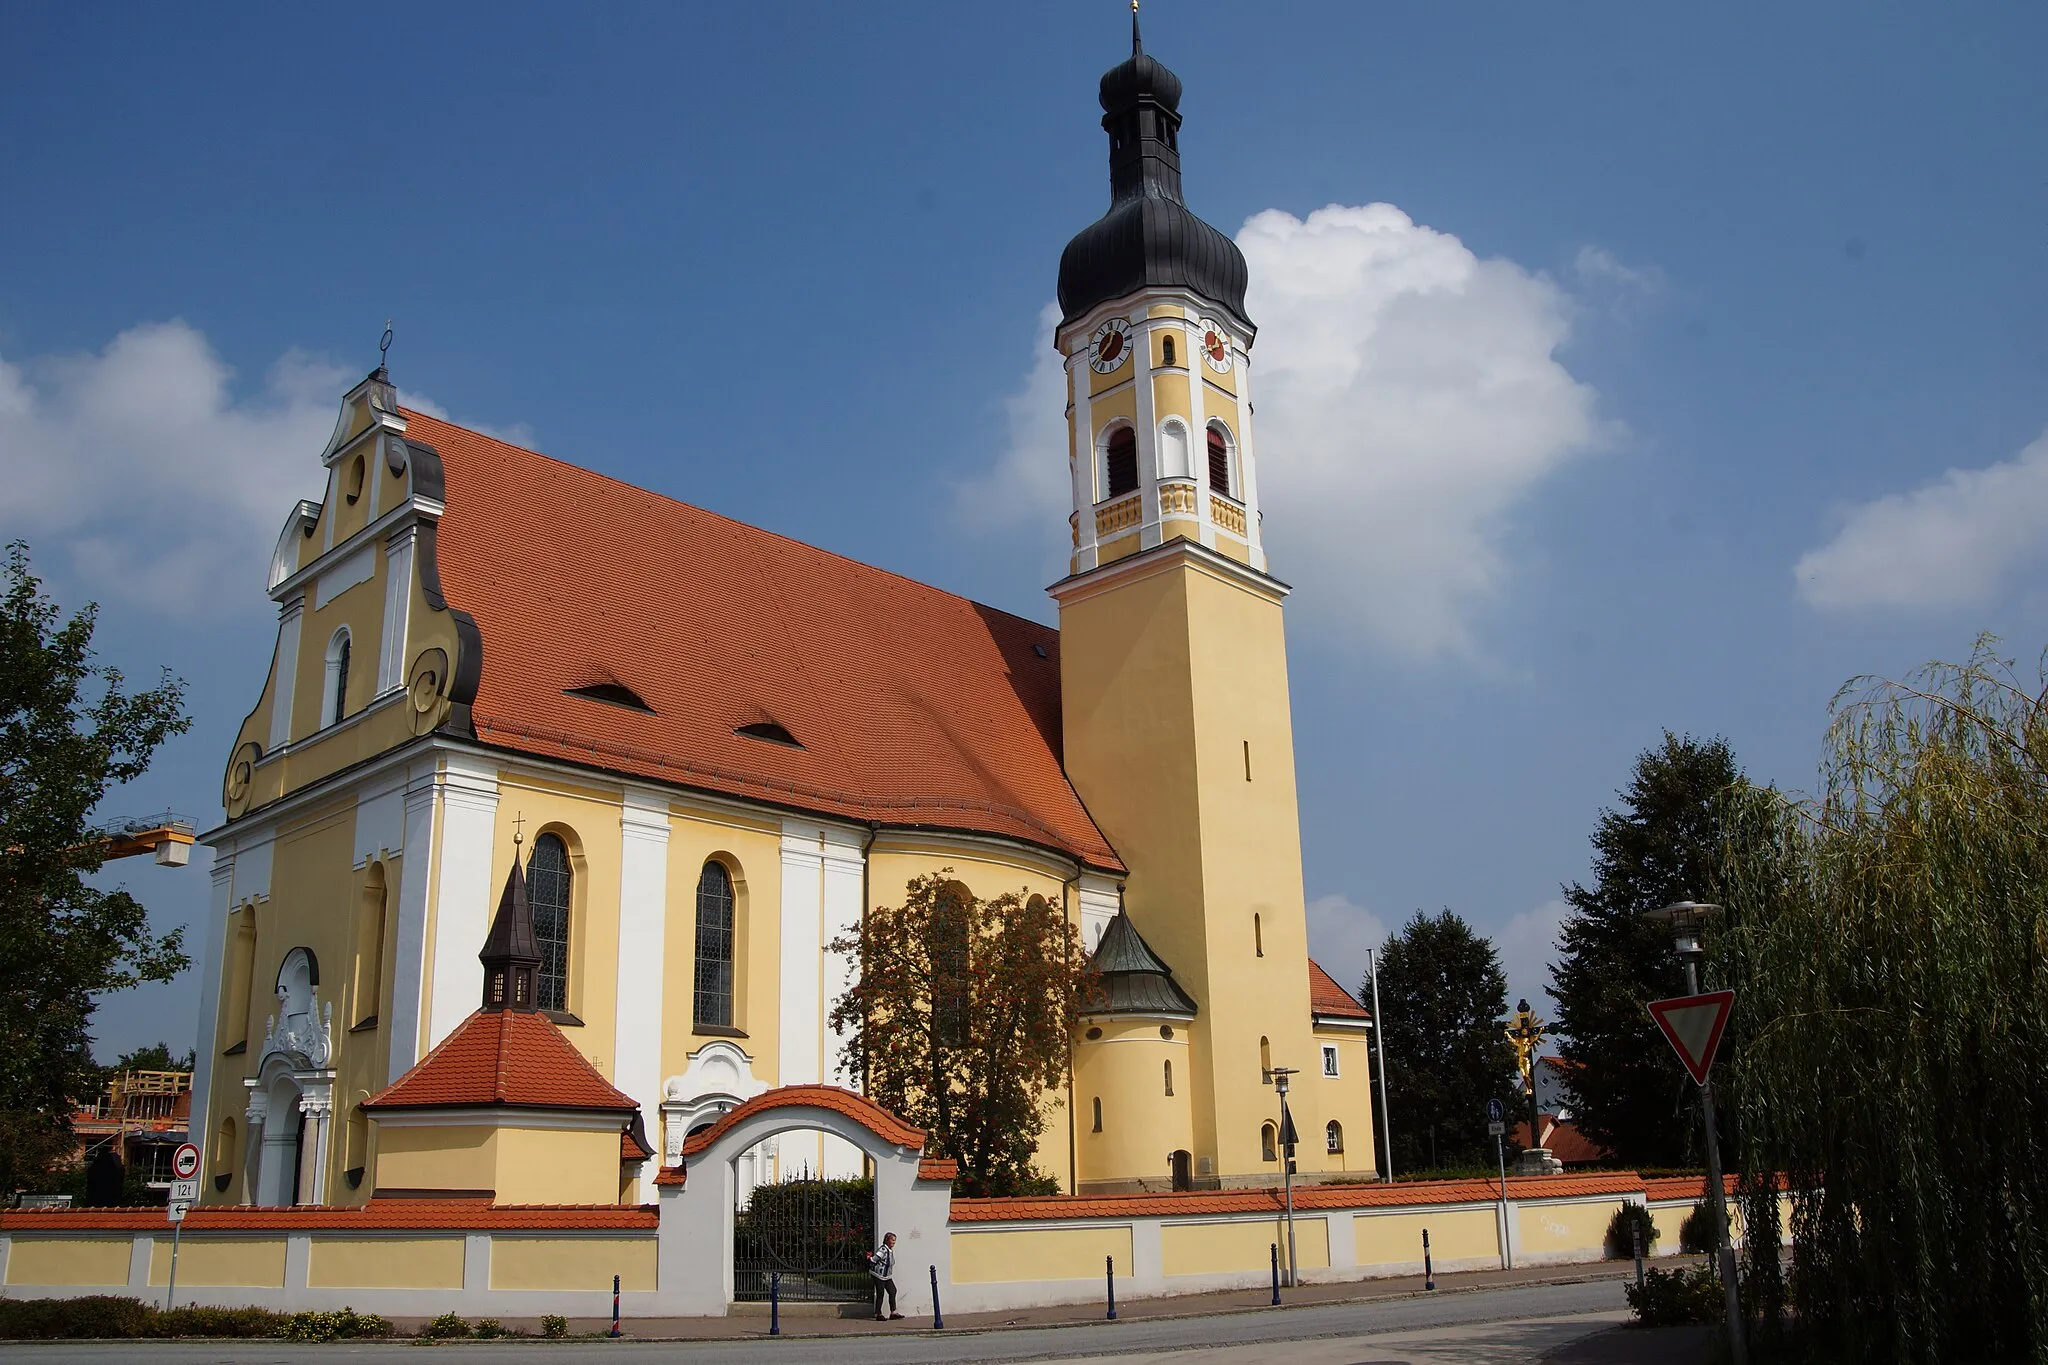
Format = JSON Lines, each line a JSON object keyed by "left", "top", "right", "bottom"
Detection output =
{"left": 1055, "top": 14, "right": 1323, "bottom": 1191}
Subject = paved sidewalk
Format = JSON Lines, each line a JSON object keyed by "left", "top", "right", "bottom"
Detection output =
{"left": 421, "top": 1260, "right": 1643, "bottom": 1341}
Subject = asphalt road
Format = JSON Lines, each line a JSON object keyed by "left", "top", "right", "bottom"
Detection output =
{"left": 2, "top": 1280, "right": 1635, "bottom": 1363}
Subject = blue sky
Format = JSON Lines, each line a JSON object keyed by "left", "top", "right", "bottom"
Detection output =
{"left": 3, "top": 2, "right": 2043, "bottom": 1059}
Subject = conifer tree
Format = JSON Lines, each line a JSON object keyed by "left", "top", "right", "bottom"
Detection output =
{"left": 1549, "top": 732, "right": 1743, "bottom": 1166}
{"left": 1371, "top": 909, "right": 1517, "bottom": 1171}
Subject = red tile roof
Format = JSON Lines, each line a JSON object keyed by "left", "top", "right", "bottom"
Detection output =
{"left": 1514, "top": 1118, "right": 1609, "bottom": 1166}
{"left": 1643, "top": 1173, "right": 1741, "bottom": 1201}
{"left": 1308, "top": 960, "right": 1370, "bottom": 1019}
{"left": 0, "top": 1202, "right": 656, "bottom": 1232}
{"left": 409, "top": 411, "right": 1121, "bottom": 872}
{"left": 621, "top": 1127, "right": 654, "bottom": 1162}
{"left": 654, "top": 1086, "right": 929, "bottom": 1187}
{"left": 363, "top": 1008, "right": 637, "bottom": 1113}
{"left": 950, "top": 1172, "right": 1645, "bottom": 1222}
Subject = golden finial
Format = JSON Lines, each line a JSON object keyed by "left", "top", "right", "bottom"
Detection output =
{"left": 512, "top": 812, "right": 525, "bottom": 847}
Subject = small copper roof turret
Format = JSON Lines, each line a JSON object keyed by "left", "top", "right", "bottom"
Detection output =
{"left": 479, "top": 842, "right": 542, "bottom": 1012}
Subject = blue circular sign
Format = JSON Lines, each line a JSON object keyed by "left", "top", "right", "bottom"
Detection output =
{"left": 1486, "top": 1098, "right": 1505, "bottom": 1122}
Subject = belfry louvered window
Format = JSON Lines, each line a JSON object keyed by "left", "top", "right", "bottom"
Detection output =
{"left": 528, "top": 834, "right": 572, "bottom": 1012}
{"left": 1106, "top": 426, "right": 1138, "bottom": 499}
{"left": 1207, "top": 424, "right": 1232, "bottom": 498}
{"left": 694, "top": 861, "right": 735, "bottom": 1029}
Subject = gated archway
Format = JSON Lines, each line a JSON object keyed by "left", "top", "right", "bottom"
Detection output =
{"left": 652, "top": 1086, "right": 957, "bottom": 1317}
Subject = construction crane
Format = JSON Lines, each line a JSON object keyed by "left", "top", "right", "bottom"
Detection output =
{"left": 93, "top": 812, "right": 196, "bottom": 867}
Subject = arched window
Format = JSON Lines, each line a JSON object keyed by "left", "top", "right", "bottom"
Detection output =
{"left": 1326, "top": 1120, "right": 1345, "bottom": 1155}
{"left": 1158, "top": 420, "right": 1191, "bottom": 480}
{"left": 352, "top": 862, "right": 388, "bottom": 1027}
{"left": 1163, "top": 1060, "right": 1174, "bottom": 1096}
{"left": 1260, "top": 1035, "right": 1272, "bottom": 1085}
{"left": 1207, "top": 423, "right": 1234, "bottom": 499}
{"left": 1092, "top": 1097, "right": 1103, "bottom": 1133}
{"left": 1261, "top": 1122, "right": 1278, "bottom": 1162}
{"left": 1105, "top": 426, "right": 1138, "bottom": 500}
{"left": 693, "top": 861, "right": 735, "bottom": 1028}
{"left": 528, "top": 834, "right": 572, "bottom": 1013}
{"left": 932, "top": 882, "right": 972, "bottom": 1046}
{"left": 323, "top": 629, "right": 352, "bottom": 727}
{"left": 1161, "top": 335, "right": 1176, "bottom": 367}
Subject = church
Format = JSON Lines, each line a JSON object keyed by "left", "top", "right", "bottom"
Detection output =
{"left": 189, "top": 16, "right": 1379, "bottom": 1213}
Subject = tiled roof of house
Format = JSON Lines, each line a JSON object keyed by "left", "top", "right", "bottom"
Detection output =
{"left": 362, "top": 1007, "right": 637, "bottom": 1114}
{"left": 408, "top": 411, "right": 1122, "bottom": 872}
{"left": 1515, "top": 1117, "right": 1609, "bottom": 1166}
{"left": 0, "top": 1202, "right": 656, "bottom": 1232}
{"left": 1308, "top": 960, "right": 1370, "bottom": 1019}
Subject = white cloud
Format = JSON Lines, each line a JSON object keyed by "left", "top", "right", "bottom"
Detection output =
{"left": 1795, "top": 427, "right": 2048, "bottom": 610}
{"left": 957, "top": 204, "right": 1608, "bottom": 657}
{"left": 1241, "top": 204, "right": 1606, "bottom": 656}
{"left": 1495, "top": 897, "right": 1569, "bottom": 1020}
{"left": 0, "top": 321, "right": 517, "bottom": 616}
{"left": 1305, "top": 892, "right": 1390, "bottom": 1004}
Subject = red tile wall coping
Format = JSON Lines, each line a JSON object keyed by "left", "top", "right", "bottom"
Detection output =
{"left": 949, "top": 1173, "right": 1649, "bottom": 1223}
{"left": 0, "top": 1202, "right": 658, "bottom": 1232}
{"left": 1642, "top": 1174, "right": 1743, "bottom": 1201}
{"left": 675, "top": 1085, "right": 926, "bottom": 1167}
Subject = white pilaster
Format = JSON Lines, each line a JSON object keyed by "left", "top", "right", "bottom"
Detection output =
{"left": 268, "top": 597, "right": 304, "bottom": 752}
{"left": 386, "top": 761, "right": 440, "bottom": 1082}
{"left": 777, "top": 824, "right": 826, "bottom": 1091}
{"left": 187, "top": 851, "right": 235, "bottom": 1177}
{"left": 376, "top": 525, "right": 418, "bottom": 696}
{"left": 615, "top": 789, "right": 670, "bottom": 1171}
{"left": 1077, "top": 874, "right": 1120, "bottom": 952}
{"left": 424, "top": 755, "right": 501, "bottom": 1053}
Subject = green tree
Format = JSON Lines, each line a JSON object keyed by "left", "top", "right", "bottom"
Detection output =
{"left": 829, "top": 871, "right": 1086, "bottom": 1196}
{"left": 1549, "top": 733, "right": 1742, "bottom": 1166}
{"left": 0, "top": 543, "right": 190, "bottom": 1195}
{"left": 1720, "top": 642, "right": 2048, "bottom": 1361}
{"left": 1371, "top": 909, "right": 1516, "bottom": 1171}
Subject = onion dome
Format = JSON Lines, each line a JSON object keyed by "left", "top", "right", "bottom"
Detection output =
{"left": 1058, "top": 13, "right": 1252, "bottom": 336}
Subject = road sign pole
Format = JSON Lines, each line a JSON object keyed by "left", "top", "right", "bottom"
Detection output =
{"left": 1495, "top": 1133, "right": 1511, "bottom": 1270}
{"left": 165, "top": 1216, "right": 182, "bottom": 1310}
{"left": 1677, "top": 960, "right": 1746, "bottom": 1365}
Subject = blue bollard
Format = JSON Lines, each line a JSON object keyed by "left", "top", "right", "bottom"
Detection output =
{"left": 769, "top": 1270, "right": 780, "bottom": 1336}
{"left": 930, "top": 1263, "right": 944, "bottom": 1330}
{"left": 1423, "top": 1228, "right": 1435, "bottom": 1291}
{"left": 1270, "top": 1242, "right": 1281, "bottom": 1305}
{"left": 1106, "top": 1254, "right": 1118, "bottom": 1320}
{"left": 610, "top": 1272, "right": 622, "bottom": 1336}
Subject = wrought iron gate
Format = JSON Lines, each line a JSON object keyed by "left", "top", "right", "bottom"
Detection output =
{"left": 732, "top": 1177, "right": 875, "bottom": 1302}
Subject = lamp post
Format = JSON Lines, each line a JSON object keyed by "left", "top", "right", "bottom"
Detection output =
{"left": 1366, "top": 947, "right": 1394, "bottom": 1183}
{"left": 1272, "top": 1066, "right": 1301, "bottom": 1287}
{"left": 1645, "top": 900, "right": 1746, "bottom": 1365}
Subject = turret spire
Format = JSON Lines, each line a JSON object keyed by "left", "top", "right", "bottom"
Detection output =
{"left": 479, "top": 837, "right": 542, "bottom": 1012}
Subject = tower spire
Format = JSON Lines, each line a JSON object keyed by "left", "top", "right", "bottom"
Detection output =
{"left": 479, "top": 843, "right": 542, "bottom": 1012}
{"left": 1132, "top": 0, "right": 1142, "bottom": 54}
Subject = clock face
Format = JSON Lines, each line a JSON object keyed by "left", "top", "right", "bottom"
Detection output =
{"left": 1197, "top": 319, "right": 1232, "bottom": 373}
{"left": 1089, "top": 317, "right": 1133, "bottom": 374}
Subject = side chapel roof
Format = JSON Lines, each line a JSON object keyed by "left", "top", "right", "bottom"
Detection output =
{"left": 363, "top": 1008, "right": 638, "bottom": 1113}
{"left": 1086, "top": 911, "right": 1199, "bottom": 1017}
{"left": 407, "top": 410, "right": 1123, "bottom": 873}
{"left": 1308, "top": 960, "right": 1371, "bottom": 1021}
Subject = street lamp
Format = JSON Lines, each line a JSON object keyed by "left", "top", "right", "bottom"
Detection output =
{"left": 1645, "top": 899, "right": 1746, "bottom": 1365}
{"left": 1271, "top": 1066, "right": 1301, "bottom": 1288}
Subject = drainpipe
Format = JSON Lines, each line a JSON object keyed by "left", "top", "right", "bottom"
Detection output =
{"left": 858, "top": 822, "right": 880, "bottom": 1101}
{"left": 1061, "top": 866, "right": 1082, "bottom": 1196}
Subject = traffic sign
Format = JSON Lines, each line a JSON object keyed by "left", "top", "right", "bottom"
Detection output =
{"left": 1485, "top": 1098, "right": 1504, "bottom": 1122}
{"left": 1647, "top": 990, "right": 1736, "bottom": 1086}
{"left": 169, "top": 1179, "right": 199, "bottom": 1204}
{"left": 171, "top": 1143, "right": 201, "bottom": 1181}
{"left": 1488, "top": 1121, "right": 1506, "bottom": 1137}
{"left": 167, "top": 1202, "right": 189, "bottom": 1223}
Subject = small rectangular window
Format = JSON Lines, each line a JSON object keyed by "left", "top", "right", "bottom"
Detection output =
{"left": 1322, "top": 1045, "right": 1339, "bottom": 1078}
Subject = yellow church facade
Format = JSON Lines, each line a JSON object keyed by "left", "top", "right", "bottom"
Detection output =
{"left": 187, "top": 19, "right": 1377, "bottom": 1214}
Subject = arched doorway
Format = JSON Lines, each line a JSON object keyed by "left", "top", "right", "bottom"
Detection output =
{"left": 652, "top": 1085, "right": 957, "bottom": 1317}
{"left": 1170, "top": 1149, "right": 1193, "bottom": 1192}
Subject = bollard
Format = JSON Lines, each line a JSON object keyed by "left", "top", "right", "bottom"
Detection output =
{"left": 1270, "top": 1242, "right": 1281, "bottom": 1305}
{"left": 769, "top": 1270, "right": 781, "bottom": 1336}
{"left": 1633, "top": 1218, "right": 1645, "bottom": 1289}
{"left": 1106, "top": 1254, "right": 1118, "bottom": 1321}
{"left": 610, "top": 1272, "right": 622, "bottom": 1337}
{"left": 1423, "top": 1228, "right": 1435, "bottom": 1291}
{"left": 930, "top": 1263, "right": 944, "bottom": 1330}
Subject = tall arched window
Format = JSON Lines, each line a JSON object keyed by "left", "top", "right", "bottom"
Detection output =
{"left": 1092, "top": 1097, "right": 1103, "bottom": 1132}
{"left": 1207, "top": 423, "right": 1234, "bottom": 499}
{"left": 1326, "top": 1120, "right": 1345, "bottom": 1155}
{"left": 1161, "top": 334, "right": 1176, "bottom": 367}
{"left": 1105, "top": 426, "right": 1138, "bottom": 499}
{"left": 932, "top": 882, "right": 972, "bottom": 1046}
{"left": 1163, "top": 1060, "right": 1174, "bottom": 1096}
{"left": 693, "top": 861, "right": 735, "bottom": 1028}
{"left": 1261, "top": 1122, "right": 1278, "bottom": 1162}
{"left": 528, "top": 834, "right": 571, "bottom": 1013}
{"left": 323, "top": 629, "right": 352, "bottom": 727}
{"left": 1260, "top": 1035, "right": 1272, "bottom": 1085}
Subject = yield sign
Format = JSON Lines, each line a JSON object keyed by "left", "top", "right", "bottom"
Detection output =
{"left": 1646, "top": 990, "right": 1735, "bottom": 1086}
